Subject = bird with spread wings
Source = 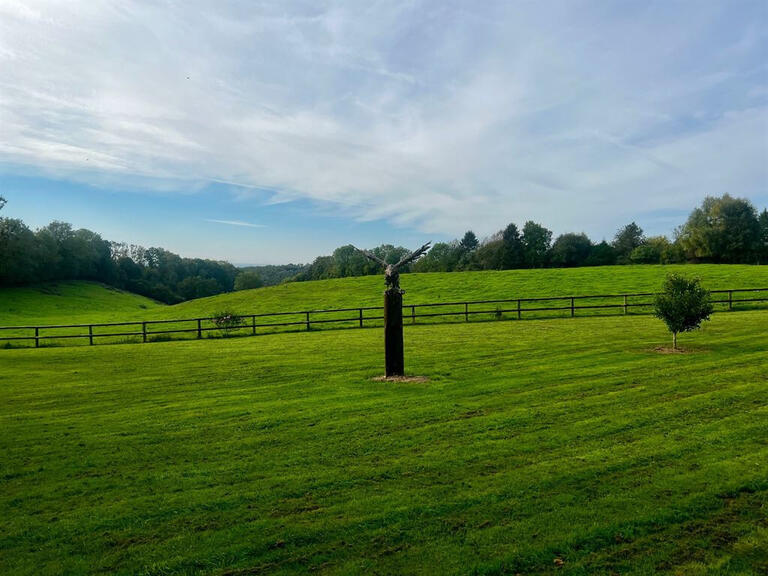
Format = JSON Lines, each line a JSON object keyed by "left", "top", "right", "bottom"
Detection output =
{"left": 355, "top": 242, "right": 431, "bottom": 291}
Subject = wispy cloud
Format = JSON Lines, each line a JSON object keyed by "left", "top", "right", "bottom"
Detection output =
{"left": 0, "top": 1, "right": 765, "bottom": 239}
{"left": 204, "top": 219, "right": 265, "bottom": 229}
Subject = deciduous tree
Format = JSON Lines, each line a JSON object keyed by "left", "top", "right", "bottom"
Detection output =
{"left": 653, "top": 274, "right": 713, "bottom": 350}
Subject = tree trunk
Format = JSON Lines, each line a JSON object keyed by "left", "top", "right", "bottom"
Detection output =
{"left": 673, "top": 332, "right": 677, "bottom": 350}
{"left": 384, "top": 289, "right": 404, "bottom": 377}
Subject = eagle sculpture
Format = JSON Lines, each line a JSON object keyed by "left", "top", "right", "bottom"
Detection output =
{"left": 355, "top": 242, "right": 431, "bottom": 292}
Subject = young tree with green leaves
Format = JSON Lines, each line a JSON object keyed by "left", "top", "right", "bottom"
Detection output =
{"left": 653, "top": 274, "right": 714, "bottom": 350}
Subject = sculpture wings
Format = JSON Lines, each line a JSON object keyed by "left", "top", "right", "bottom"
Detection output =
{"left": 355, "top": 242, "right": 431, "bottom": 272}
{"left": 394, "top": 242, "right": 431, "bottom": 270}
{"left": 354, "top": 242, "right": 431, "bottom": 291}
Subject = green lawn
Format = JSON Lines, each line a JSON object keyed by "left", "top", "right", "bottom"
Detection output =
{"left": 0, "top": 281, "right": 162, "bottom": 326}
{"left": 159, "top": 264, "right": 768, "bottom": 320}
{"left": 1, "top": 265, "right": 766, "bottom": 347}
{"left": 1, "top": 311, "right": 766, "bottom": 575}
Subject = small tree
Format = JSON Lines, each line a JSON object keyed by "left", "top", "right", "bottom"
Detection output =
{"left": 212, "top": 310, "right": 245, "bottom": 337}
{"left": 653, "top": 274, "right": 713, "bottom": 350}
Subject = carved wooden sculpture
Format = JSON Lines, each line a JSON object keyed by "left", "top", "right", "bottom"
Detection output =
{"left": 355, "top": 242, "right": 431, "bottom": 376}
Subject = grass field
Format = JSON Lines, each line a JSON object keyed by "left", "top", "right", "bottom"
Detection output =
{"left": 1, "top": 310, "right": 767, "bottom": 575}
{"left": 1, "top": 265, "right": 766, "bottom": 327}
{"left": 0, "top": 281, "right": 162, "bottom": 326}
{"left": 1, "top": 265, "right": 766, "bottom": 347}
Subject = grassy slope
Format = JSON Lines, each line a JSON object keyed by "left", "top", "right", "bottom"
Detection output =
{"left": 0, "top": 281, "right": 163, "bottom": 325}
{"left": 0, "top": 266, "right": 765, "bottom": 328}
{"left": 1, "top": 311, "right": 766, "bottom": 575}
{"left": 155, "top": 264, "right": 768, "bottom": 320}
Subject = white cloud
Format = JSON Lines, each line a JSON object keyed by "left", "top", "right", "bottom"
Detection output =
{"left": 204, "top": 219, "right": 265, "bottom": 228}
{"left": 0, "top": 0, "right": 766, "bottom": 238}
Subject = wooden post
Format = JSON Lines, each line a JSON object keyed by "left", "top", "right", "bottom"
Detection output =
{"left": 197, "top": 319, "right": 202, "bottom": 339}
{"left": 728, "top": 290, "right": 733, "bottom": 310}
{"left": 517, "top": 299, "right": 521, "bottom": 319}
{"left": 88, "top": 325, "right": 93, "bottom": 346}
{"left": 252, "top": 315, "right": 256, "bottom": 335}
{"left": 142, "top": 322, "right": 147, "bottom": 343}
{"left": 384, "top": 289, "right": 405, "bottom": 377}
{"left": 411, "top": 305, "right": 415, "bottom": 324}
{"left": 305, "top": 312, "right": 311, "bottom": 331}
{"left": 570, "top": 297, "right": 575, "bottom": 317}
{"left": 359, "top": 308, "right": 363, "bottom": 328}
{"left": 465, "top": 302, "right": 469, "bottom": 322}
{"left": 35, "top": 327, "right": 39, "bottom": 348}
{"left": 623, "top": 295, "right": 628, "bottom": 315}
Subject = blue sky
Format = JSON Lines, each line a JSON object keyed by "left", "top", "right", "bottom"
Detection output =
{"left": 0, "top": 1, "right": 766, "bottom": 264}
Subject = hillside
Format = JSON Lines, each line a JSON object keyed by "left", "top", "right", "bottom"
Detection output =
{"left": 0, "top": 265, "right": 766, "bottom": 331}
{"left": 154, "top": 264, "right": 768, "bottom": 321}
{"left": 0, "top": 281, "right": 164, "bottom": 326}
{"left": 1, "top": 311, "right": 766, "bottom": 574}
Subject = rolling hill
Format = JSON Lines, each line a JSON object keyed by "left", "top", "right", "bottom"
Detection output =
{"left": 4, "top": 265, "right": 765, "bottom": 327}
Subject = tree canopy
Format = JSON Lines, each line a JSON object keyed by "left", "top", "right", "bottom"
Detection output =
{"left": 653, "top": 274, "right": 714, "bottom": 349}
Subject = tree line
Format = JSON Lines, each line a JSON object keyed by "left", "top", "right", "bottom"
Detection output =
{"left": 294, "top": 194, "right": 768, "bottom": 281}
{"left": 1, "top": 194, "right": 766, "bottom": 300}
{"left": 0, "top": 198, "right": 242, "bottom": 303}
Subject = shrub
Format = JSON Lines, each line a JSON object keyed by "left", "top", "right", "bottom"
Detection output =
{"left": 653, "top": 274, "right": 714, "bottom": 349}
{"left": 212, "top": 310, "right": 245, "bottom": 336}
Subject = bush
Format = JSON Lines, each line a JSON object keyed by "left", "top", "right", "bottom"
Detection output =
{"left": 212, "top": 310, "right": 245, "bottom": 336}
{"left": 653, "top": 274, "right": 714, "bottom": 349}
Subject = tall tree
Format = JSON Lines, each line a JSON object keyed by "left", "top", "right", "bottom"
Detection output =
{"left": 0, "top": 219, "right": 39, "bottom": 284}
{"left": 613, "top": 222, "right": 644, "bottom": 263}
{"left": 459, "top": 231, "right": 479, "bottom": 253}
{"left": 234, "top": 270, "right": 264, "bottom": 291}
{"left": 0, "top": 196, "right": 6, "bottom": 211}
{"left": 521, "top": 221, "right": 552, "bottom": 268}
{"left": 501, "top": 223, "right": 524, "bottom": 269}
{"left": 550, "top": 233, "right": 593, "bottom": 267}
{"left": 585, "top": 241, "right": 617, "bottom": 266}
{"left": 677, "top": 194, "right": 761, "bottom": 263}
{"left": 759, "top": 209, "right": 768, "bottom": 264}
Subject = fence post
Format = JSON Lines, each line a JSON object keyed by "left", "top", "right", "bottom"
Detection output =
{"left": 729, "top": 290, "right": 733, "bottom": 310}
{"left": 35, "top": 327, "right": 39, "bottom": 348}
{"left": 465, "top": 302, "right": 469, "bottom": 322}
{"left": 252, "top": 315, "right": 256, "bottom": 335}
{"left": 411, "top": 305, "right": 416, "bottom": 324}
{"left": 197, "top": 319, "right": 202, "bottom": 339}
{"left": 359, "top": 308, "right": 363, "bottom": 328}
{"left": 517, "top": 299, "right": 521, "bottom": 320}
{"left": 142, "top": 322, "right": 147, "bottom": 343}
{"left": 306, "top": 312, "right": 311, "bottom": 331}
{"left": 623, "top": 295, "right": 628, "bottom": 315}
{"left": 570, "top": 297, "right": 575, "bottom": 317}
{"left": 88, "top": 325, "right": 94, "bottom": 346}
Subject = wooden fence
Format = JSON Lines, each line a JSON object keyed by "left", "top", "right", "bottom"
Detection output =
{"left": 1, "top": 287, "right": 766, "bottom": 349}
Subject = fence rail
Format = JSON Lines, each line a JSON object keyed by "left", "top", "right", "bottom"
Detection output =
{"left": 1, "top": 287, "right": 767, "bottom": 349}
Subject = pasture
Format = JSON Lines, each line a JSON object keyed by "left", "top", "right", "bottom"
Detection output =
{"left": 1, "top": 265, "right": 767, "bottom": 348}
{"left": 1, "top": 308, "right": 767, "bottom": 575}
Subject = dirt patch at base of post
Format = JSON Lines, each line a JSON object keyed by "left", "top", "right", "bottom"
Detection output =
{"left": 653, "top": 346, "right": 694, "bottom": 354}
{"left": 371, "top": 375, "right": 429, "bottom": 383}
